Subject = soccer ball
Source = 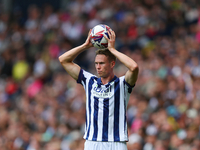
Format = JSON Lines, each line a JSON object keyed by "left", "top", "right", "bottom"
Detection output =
{"left": 90, "top": 24, "right": 111, "bottom": 49}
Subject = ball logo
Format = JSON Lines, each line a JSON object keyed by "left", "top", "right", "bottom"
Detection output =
{"left": 91, "top": 30, "right": 104, "bottom": 43}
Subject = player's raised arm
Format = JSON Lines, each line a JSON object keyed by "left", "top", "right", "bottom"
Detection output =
{"left": 58, "top": 30, "right": 93, "bottom": 80}
{"left": 104, "top": 29, "right": 139, "bottom": 86}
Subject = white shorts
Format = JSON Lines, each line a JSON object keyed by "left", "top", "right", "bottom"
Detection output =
{"left": 84, "top": 140, "right": 127, "bottom": 150}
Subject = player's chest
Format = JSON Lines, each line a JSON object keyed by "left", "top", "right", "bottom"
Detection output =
{"left": 91, "top": 83, "right": 115, "bottom": 99}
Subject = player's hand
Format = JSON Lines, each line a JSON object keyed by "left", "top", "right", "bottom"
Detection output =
{"left": 84, "top": 29, "right": 93, "bottom": 48}
{"left": 104, "top": 29, "right": 116, "bottom": 51}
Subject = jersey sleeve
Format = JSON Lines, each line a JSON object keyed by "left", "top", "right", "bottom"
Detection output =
{"left": 77, "top": 69, "right": 95, "bottom": 86}
{"left": 123, "top": 77, "right": 135, "bottom": 94}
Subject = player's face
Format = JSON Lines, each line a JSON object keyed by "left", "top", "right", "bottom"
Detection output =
{"left": 95, "top": 54, "right": 113, "bottom": 78}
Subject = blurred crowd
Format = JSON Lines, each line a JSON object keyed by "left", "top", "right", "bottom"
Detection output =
{"left": 0, "top": 0, "right": 200, "bottom": 150}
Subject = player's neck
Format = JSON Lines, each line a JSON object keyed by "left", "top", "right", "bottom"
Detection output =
{"left": 101, "top": 73, "right": 115, "bottom": 85}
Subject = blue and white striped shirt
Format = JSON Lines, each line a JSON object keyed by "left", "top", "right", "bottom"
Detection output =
{"left": 77, "top": 69, "right": 134, "bottom": 142}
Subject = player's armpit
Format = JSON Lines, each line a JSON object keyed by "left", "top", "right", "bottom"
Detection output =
{"left": 125, "top": 66, "right": 139, "bottom": 86}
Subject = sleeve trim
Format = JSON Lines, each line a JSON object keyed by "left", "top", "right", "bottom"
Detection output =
{"left": 77, "top": 69, "right": 83, "bottom": 84}
{"left": 124, "top": 79, "right": 135, "bottom": 88}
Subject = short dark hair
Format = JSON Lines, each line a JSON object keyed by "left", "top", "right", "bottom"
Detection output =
{"left": 95, "top": 49, "right": 116, "bottom": 62}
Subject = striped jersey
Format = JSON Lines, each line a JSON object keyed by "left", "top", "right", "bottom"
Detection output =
{"left": 77, "top": 69, "right": 134, "bottom": 142}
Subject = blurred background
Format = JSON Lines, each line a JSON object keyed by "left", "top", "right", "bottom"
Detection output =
{"left": 0, "top": 0, "right": 199, "bottom": 150}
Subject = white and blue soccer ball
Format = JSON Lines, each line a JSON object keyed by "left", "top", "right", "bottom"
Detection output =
{"left": 90, "top": 24, "right": 111, "bottom": 49}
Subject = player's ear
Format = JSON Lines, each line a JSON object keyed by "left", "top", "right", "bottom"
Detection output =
{"left": 110, "top": 60, "right": 115, "bottom": 68}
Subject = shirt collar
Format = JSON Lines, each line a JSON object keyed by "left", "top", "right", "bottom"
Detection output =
{"left": 97, "top": 75, "right": 117, "bottom": 86}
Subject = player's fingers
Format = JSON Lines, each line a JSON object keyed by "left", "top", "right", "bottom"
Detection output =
{"left": 108, "top": 29, "right": 112, "bottom": 36}
{"left": 88, "top": 29, "right": 91, "bottom": 35}
{"left": 109, "top": 30, "right": 113, "bottom": 39}
{"left": 110, "top": 31, "right": 114, "bottom": 40}
{"left": 105, "top": 31, "right": 111, "bottom": 40}
{"left": 112, "top": 30, "right": 116, "bottom": 38}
